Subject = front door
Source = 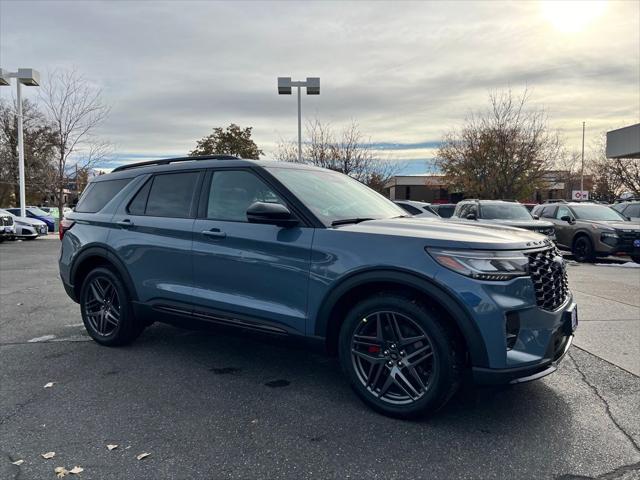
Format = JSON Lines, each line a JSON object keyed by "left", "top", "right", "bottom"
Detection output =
{"left": 191, "top": 169, "right": 313, "bottom": 335}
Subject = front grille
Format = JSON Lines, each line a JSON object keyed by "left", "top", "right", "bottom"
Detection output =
{"left": 0, "top": 215, "right": 13, "bottom": 226}
{"left": 618, "top": 230, "right": 640, "bottom": 248}
{"left": 527, "top": 247, "right": 569, "bottom": 311}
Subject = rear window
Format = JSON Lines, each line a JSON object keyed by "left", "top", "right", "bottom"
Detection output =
{"left": 75, "top": 179, "right": 132, "bottom": 213}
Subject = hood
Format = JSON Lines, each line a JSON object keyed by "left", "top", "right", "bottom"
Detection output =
{"left": 12, "top": 216, "right": 46, "bottom": 226}
{"left": 586, "top": 220, "right": 640, "bottom": 231}
{"left": 334, "top": 217, "right": 551, "bottom": 250}
{"left": 475, "top": 219, "right": 554, "bottom": 229}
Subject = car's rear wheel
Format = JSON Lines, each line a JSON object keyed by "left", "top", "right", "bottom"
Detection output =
{"left": 80, "top": 266, "right": 145, "bottom": 346}
{"left": 572, "top": 236, "right": 595, "bottom": 262}
{"left": 338, "top": 293, "right": 461, "bottom": 418}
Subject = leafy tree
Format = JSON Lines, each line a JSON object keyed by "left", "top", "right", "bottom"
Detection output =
{"left": 436, "top": 89, "right": 561, "bottom": 199}
{"left": 190, "top": 124, "right": 263, "bottom": 159}
{"left": 0, "top": 98, "right": 57, "bottom": 206}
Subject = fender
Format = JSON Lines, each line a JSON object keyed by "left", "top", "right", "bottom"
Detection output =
{"left": 69, "top": 245, "right": 139, "bottom": 301}
{"left": 314, "top": 268, "right": 490, "bottom": 368}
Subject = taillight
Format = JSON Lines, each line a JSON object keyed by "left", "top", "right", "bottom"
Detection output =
{"left": 59, "top": 218, "right": 75, "bottom": 240}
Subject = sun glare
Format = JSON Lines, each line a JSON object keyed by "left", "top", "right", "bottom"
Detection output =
{"left": 541, "top": 0, "right": 608, "bottom": 33}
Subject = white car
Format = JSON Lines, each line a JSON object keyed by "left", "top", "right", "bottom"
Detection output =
{"left": 0, "top": 209, "right": 48, "bottom": 239}
{"left": 0, "top": 209, "right": 16, "bottom": 242}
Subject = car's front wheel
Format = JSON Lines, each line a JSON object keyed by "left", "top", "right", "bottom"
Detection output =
{"left": 572, "top": 236, "right": 595, "bottom": 262}
{"left": 631, "top": 255, "right": 640, "bottom": 264}
{"left": 338, "top": 293, "right": 461, "bottom": 418}
{"left": 80, "top": 266, "right": 145, "bottom": 346}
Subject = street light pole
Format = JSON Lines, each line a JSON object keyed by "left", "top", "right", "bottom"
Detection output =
{"left": 278, "top": 77, "right": 320, "bottom": 163}
{"left": 580, "top": 121, "right": 585, "bottom": 193}
{"left": 16, "top": 81, "right": 26, "bottom": 218}
{"left": 0, "top": 68, "right": 40, "bottom": 218}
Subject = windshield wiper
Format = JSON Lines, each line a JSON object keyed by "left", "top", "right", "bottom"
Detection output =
{"left": 331, "top": 217, "right": 375, "bottom": 226}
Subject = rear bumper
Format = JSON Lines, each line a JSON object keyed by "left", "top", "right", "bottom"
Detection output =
{"left": 473, "top": 334, "right": 573, "bottom": 385}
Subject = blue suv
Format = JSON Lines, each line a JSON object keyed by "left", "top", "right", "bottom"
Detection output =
{"left": 59, "top": 156, "right": 577, "bottom": 418}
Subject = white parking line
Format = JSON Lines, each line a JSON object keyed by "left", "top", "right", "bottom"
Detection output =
{"left": 27, "top": 334, "right": 56, "bottom": 343}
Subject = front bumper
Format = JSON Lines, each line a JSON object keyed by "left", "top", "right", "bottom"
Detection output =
{"left": 473, "top": 334, "right": 573, "bottom": 385}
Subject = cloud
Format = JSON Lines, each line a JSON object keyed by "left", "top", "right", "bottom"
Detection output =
{"left": 1, "top": 0, "right": 637, "bottom": 176}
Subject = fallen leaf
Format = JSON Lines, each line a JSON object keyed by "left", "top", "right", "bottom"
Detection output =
{"left": 69, "top": 466, "right": 84, "bottom": 474}
{"left": 41, "top": 451, "right": 56, "bottom": 459}
{"left": 54, "top": 466, "right": 68, "bottom": 477}
{"left": 11, "top": 459, "right": 24, "bottom": 466}
{"left": 17, "top": 302, "right": 23, "bottom": 306}
{"left": 251, "top": 419, "right": 258, "bottom": 424}
{"left": 136, "top": 452, "right": 151, "bottom": 460}
{"left": 44, "top": 382, "right": 55, "bottom": 388}
{"left": 107, "top": 444, "right": 118, "bottom": 450}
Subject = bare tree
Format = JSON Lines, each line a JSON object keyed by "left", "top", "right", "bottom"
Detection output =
{"left": 276, "top": 119, "right": 401, "bottom": 192}
{"left": 40, "top": 70, "right": 111, "bottom": 220}
{"left": 437, "top": 89, "right": 562, "bottom": 200}
{"left": 0, "top": 98, "right": 57, "bottom": 206}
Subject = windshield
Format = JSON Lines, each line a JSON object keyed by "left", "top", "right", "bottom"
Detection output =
{"left": 572, "top": 205, "right": 627, "bottom": 221}
{"left": 267, "top": 167, "right": 406, "bottom": 225}
{"left": 28, "top": 207, "right": 51, "bottom": 217}
{"left": 481, "top": 203, "right": 533, "bottom": 220}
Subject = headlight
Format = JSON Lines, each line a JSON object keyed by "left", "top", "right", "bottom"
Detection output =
{"left": 427, "top": 248, "right": 529, "bottom": 281}
{"left": 601, "top": 231, "right": 619, "bottom": 245}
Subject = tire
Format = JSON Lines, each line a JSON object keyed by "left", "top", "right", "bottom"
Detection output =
{"left": 338, "top": 292, "right": 461, "bottom": 419}
{"left": 24, "top": 236, "right": 36, "bottom": 241}
{"left": 631, "top": 255, "right": 640, "bottom": 264}
{"left": 79, "top": 266, "right": 145, "bottom": 346}
{"left": 572, "top": 235, "right": 595, "bottom": 263}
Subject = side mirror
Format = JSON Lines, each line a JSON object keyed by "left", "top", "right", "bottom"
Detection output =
{"left": 466, "top": 213, "right": 477, "bottom": 220}
{"left": 532, "top": 214, "right": 540, "bottom": 220}
{"left": 246, "top": 202, "right": 298, "bottom": 227}
{"left": 560, "top": 215, "right": 573, "bottom": 223}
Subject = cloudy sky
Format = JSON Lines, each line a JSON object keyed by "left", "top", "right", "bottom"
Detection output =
{"left": 1, "top": 0, "right": 638, "bottom": 174}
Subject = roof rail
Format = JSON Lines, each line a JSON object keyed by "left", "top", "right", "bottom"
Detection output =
{"left": 543, "top": 199, "right": 568, "bottom": 204}
{"left": 112, "top": 155, "right": 241, "bottom": 173}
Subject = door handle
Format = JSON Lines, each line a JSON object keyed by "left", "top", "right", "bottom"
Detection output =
{"left": 202, "top": 229, "right": 226, "bottom": 239}
{"left": 117, "top": 219, "right": 134, "bottom": 228}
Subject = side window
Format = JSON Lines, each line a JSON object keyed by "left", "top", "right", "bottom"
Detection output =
{"left": 206, "top": 170, "right": 283, "bottom": 222}
{"left": 556, "top": 206, "right": 571, "bottom": 219}
{"left": 398, "top": 203, "right": 421, "bottom": 215}
{"left": 75, "top": 178, "right": 132, "bottom": 213}
{"left": 144, "top": 172, "right": 200, "bottom": 218}
{"left": 456, "top": 204, "right": 468, "bottom": 218}
{"left": 541, "top": 206, "right": 556, "bottom": 218}
{"left": 626, "top": 204, "right": 640, "bottom": 217}
{"left": 127, "top": 179, "right": 152, "bottom": 215}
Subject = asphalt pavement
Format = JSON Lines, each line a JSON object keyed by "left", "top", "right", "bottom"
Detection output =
{"left": 1, "top": 238, "right": 639, "bottom": 479}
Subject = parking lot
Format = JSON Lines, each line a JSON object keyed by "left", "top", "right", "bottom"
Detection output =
{"left": 1, "top": 238, "right": 639, "bottom": 479}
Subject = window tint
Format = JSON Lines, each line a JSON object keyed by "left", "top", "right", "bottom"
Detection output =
{"left": 207, "top": 170, "right": 283, "bottom": 222}
{"left": 437, "top": 205, "right": 455, "bottom": 218}
{"left": 145, "top": 172, "right": 199, "bottom": 217}
{"left": 75, "top": 179, "right": 132, "bottom": 213}
{"left": 397, "top": 203, "right": 421, "bottom": 215}
{"left": 541, "top": 206, "right": 556, "bottom": 218}
{"left": 127, "top": 179, "right": 152, "bottom": 215}
{"left": 626, "top": 204, "right": 640, "bottom": 217}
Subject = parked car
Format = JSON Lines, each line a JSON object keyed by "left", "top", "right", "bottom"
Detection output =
{"left": 59, "top": 156, "right": 576, "bottom": 418}
{"left": 611, "top": 201, "right": 640, "bottom": 222}
{"left": 430, "top": 203, "right": 456, "bottom": 218}
{"left": 5, "top": 207, "right": 55, "bottom": 232}
{"left": 522, "top": 203, "right": 538, "bottom": 212}
{"left": 532, "top": 201, "right": 640, "bottom": 263}
{"left": 0, "top": 209, "right": 47, "bottom": 239}
{"left": 451, "top": 200, "right": 556, "bottom": 240}
{"left": 394, "top": 200, "right": 439, "bottom": 218}
{"left": 39, "top": 206, "right": 61, "bottom": 220}
{"left": 0, "top": 209, "right": 16, "bottom": 242}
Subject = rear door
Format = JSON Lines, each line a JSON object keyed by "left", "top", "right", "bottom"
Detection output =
{"left": 553, "top": 205, "right": 573, "bottom": 248}
{"left": 109, "top": 170, "right": 203, "bottom": 307}
{"left": 191, "top": 168, "right": 313, "bottom": 334}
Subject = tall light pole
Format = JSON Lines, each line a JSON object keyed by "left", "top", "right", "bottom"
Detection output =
{"left": 277, "top": 77, "right": 320, "bottom": 162}
{"left": 0, "top": 68, "right": 41, "bottom": 218}
{"left": 580, "top": 121, "right": 586, "bottom": 193}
